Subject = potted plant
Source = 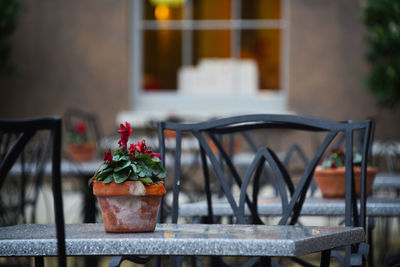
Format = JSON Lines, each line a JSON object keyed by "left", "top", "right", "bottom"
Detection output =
{"left": 65, "top": 122, "right": 96, "bottom": 161}
{"left": 314, "top": 148, "right": 378, "bottom": 198}
{"left": 90, "top": 122, "right": 166, "bottom": 232}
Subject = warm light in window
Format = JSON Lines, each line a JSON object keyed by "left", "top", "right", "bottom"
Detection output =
{"left": 155, "top": 4, "right": 170, "bottom": 20}
{"left": 150, "top": 0, "right": 185, "bottom": 7}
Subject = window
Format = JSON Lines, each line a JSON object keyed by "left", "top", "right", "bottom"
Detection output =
{"left": 126, "top": 0, "right": 290, "bottom": 124}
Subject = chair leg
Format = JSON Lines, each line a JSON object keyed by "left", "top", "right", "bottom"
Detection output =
{"left": 331, "top": 250, "right": 345, "bottom": 267}
{"left": 320, "top": 250, "right": 331, "bottom": 267}
{"left": 367, "top": 217, "right": 375, "bottom": 267}
{"left": 35, "top": 256, "right": 44, "bottom": 267}
{"left": 170, "top": 256, "right": 184, "bottom": 267}
{"left": 109, "top": 256, "right": 123, "bottom": 267}
{"left": 259, "top": 256, "right": 272, "bottom": 267}
{"left": 109, "top": 256, "right": 153, "bottom": 267}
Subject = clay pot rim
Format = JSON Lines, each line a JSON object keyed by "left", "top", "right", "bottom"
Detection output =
{"left": 315, "top": 166, "right": 378, "bottom": 174}
{"left": 93, "top": 180, "right": 166, "bottom": 196}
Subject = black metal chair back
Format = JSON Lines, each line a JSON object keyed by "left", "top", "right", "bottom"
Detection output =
{"left": 158, "top": 114, "right": 374, "bottom": 267}
{"left": 0, "top": 117, "right": 66, "bottom": 267}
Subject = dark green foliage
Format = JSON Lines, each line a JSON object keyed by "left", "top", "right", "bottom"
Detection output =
{"left": 361, "top": 0, "right": 400, "bottom": 107}
{"left": 321, "top": 148, "right": 363, "bottom": 169}
{"left": 0, "top": 0, "right": 22, "bottom": 75}
{"left": 93, "top": 149, "right": 166, "bottom": 184}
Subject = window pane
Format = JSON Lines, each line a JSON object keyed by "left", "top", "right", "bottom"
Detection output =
{"left": 145, "top": 0, "right": 183, "bottom": 20}
{"left": 143, "top": 30, "right": 182, "bottom": 91}
{"left": 193, "top": 0, "right": 231, "bottom": 20}
{"left": 241, "top": 0, "right": 281, "bottom": 20}
{"left": 241, "top": 30, "right": 280, "bottom": 90}
{"left": 193, "top": 30, "right": 231, "bottom": 65}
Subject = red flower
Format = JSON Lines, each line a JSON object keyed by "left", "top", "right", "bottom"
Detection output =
{"left": 136, "top": 140, "right": 147, "bottom": 153}
{"left": 331, "top": 162, "right": 337, "bottom": 169}
{"left": 118, "top": 122, "right": 132, "bottom": 149}
{"left": 331, "top": 147, "right": 342, "bottom": 154}
{"left": 128, "top": 144, "right": 137, "bottom": 159}
{"left": 129, "top": 143, "right": 137, "bottom": 153}
{"left": 103, "top": 149, "right": 113, "bottom": 164}
{"left": 149, "top": 152, "right": 162, "bottom": 160}
{"left": 118, "top": 122, "right": 132, "bottom": 135}
{"left": 76, "top": 122, "right": 87, "bottom": 135}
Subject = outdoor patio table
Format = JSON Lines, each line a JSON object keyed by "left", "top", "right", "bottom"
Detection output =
{"left": 178, "top": 197, "right": 400, "bottom": 218}
{"left": 179, "top": 196, "right": 400, "bottom": 266}
{"left": 9, "top": 160, "right": 101, "bottom": 223}
{"left": 0, "top": 223, "right": 364, "bottom": 266}
{"left": 373, "top": 173, "right": 400, "bottom": 191}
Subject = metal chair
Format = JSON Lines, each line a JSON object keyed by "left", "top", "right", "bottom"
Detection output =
{"left": 158, "top": 114, "right": 374, "bottom": 267}
{"left": 0, "top": 117, "right": 66, "bottom": 267}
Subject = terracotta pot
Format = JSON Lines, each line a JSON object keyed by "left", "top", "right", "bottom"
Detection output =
{"left": 93, "top": 180, "right": 166, "bottom": 232}
{"left": 314, "top": 166, "right": 378, "bottom": 198}
{"left": 66, "top": 142, "right": 96, "bottom": 161}
{"left": 207, "top": 137, "right": 242, "bottom": 154}
{"left": 164, "top": 129, "right": 178, "bottom": 139}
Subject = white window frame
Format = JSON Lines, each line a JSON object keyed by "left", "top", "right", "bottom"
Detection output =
{"left": 122, "top": 0, "right": 290, "bottom": 125}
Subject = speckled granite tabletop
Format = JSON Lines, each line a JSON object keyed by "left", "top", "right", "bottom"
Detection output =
{"left": 179, "top": 197, "right": 400, "bottom": 217}
{"left": 0, "top": 223, "right": 364, "bottom": 257}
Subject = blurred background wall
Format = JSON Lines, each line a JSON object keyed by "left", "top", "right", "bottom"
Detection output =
{"left": 290, "top": 0, "right": 400, "bottom": 140}
{"left": 0, "top": 0, "right": 131, "bottom": 135}
{"left": 0, "top": 0, "right": 399, "bottom": 140}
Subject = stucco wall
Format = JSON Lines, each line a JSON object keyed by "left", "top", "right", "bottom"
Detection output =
{"left": 0, "top": 0, "right": 130, "bottom": 136}
{"left": 289, "top": 0, "right": 400, "bottom": 140}
{"left": 0, "top": 0, "right": 399, "bottom": 141}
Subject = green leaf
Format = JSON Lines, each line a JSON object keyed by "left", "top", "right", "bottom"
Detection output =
{"left": 127, "top": 175, "right": 139, "bottom": 181}
{"left": 157, "top": 169, "right": 167, "bottom": 179}
{"left": 95, "top": 167, "right": 113, "bottom": 180}
{"left": 88, "top": 177, "right": 94, "bottom": 186}
{"left": 353, "top": 153, "right": 362, "bottom": 165}
{"left": 139, "top": 177, "right": 153, "bottom": 184}
{"left": 112, "top": 154, "right": 121, "bottom": 161}
{"left": 131, "top": 162, "right": 139, "bottom": 173}
{"left": 137, "top": 162, "right": 152, "bottom": 177}
{"left": 114, "top": 160, "right": 131, "bottom": 172}
{"left": 113, "top": 170, "right": 129, "bottom": 183}
{"left": 98, "top": 163, "right": 111, "bottom": 173}
{"left": 150, "top": 161, "right": 165, "bottom": 178}
{"left": 322, "top": 159, "right": 332, "bottom": 169}
{"left": 128, "top": 170, "right": 139, "bottom": 180}
{"left": 113, "top": 154, "right": 130, "bottom": 162}
{"left": 135, "top": 154, "right": 152, "bottom": 161}
{"left": 103, "top": 174, "right": 114, "bottom": 183}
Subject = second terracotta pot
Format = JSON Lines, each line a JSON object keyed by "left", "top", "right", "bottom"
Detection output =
{"left": 66, "top": 142, "right": 96, "bottom": 162}
{"left": 314, "top": 166, "right": 378, "bottom": 198}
